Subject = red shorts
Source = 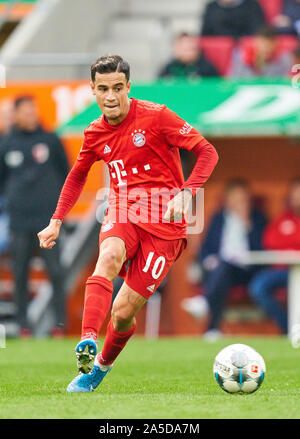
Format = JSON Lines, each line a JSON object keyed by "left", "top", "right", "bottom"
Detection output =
{"left": 99, "top": 221, "right": 186, "bottom": 299}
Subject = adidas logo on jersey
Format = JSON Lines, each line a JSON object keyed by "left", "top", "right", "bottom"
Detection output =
{"left": 102, "top": 221, "right": 114, "bottom": 232}
{"left": 104, "top": 145, "right": 111, "bottom": 154}
{"left": 146, "top": 284, "right": 155, "bottom": 293}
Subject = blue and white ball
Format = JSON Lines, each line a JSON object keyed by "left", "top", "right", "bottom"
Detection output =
{"left": 213, "top": 344, "right": 266, "bottom": 394}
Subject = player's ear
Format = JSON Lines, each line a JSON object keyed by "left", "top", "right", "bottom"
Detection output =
{"left": 90, "top": 80, "right": 96, "bottom": 95}
{"left": 126, "top": 80, "right": 131, "bottom": 95}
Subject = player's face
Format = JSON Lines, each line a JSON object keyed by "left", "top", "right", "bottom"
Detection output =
{"left": 91, "top": 72, "right": 131, "bottom": 125}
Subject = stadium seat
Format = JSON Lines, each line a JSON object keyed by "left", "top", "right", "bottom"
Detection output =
{"left": 238, "top": 34, "right": 299, "bottom": 57}
{"left": 228, "top": 285, "right": 250, "bottom": 305}
{"left": 256, "top": 0, "right": 283, "bottom": 24}
{"left": 198, "top": 37, "right": 235, "bottom": 76}
{"left": 277, "top": 34, "right": 299, "bottom": 54}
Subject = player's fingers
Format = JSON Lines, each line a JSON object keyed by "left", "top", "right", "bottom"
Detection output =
{"left": 163, "top": 206, "right": 172, "bottom": 220}
{"left": 41, "top": 241, "right": 55, "bottom": 250}
{"left": 40, "top": 237, "right": 55, "bottom": 249}
{"left": 39, "top": 238, "right": 47, "bottom": 248}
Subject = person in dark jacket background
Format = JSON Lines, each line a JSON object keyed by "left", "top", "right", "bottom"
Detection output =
{"left": 158, "top": 32, "right": 219, "bottom": 79}
{"left": 158, "top": 32, "right": 219, "bottom": 178}
{"left": 0, "top": 95, "right": 69, "bottom": 337}
{"left": 201, "top": 0, "right": 266, "bottom": 39}
{"left": 182, "top": 179, "right": 267, "bottom": 339}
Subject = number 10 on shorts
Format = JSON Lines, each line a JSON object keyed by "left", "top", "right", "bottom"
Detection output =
{"left": 142, "top": 252, "right": 166, "bottom": 280}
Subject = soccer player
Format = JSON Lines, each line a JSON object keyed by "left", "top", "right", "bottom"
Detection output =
{"left": 37, "top": 55, "right": 219, "bottom": 393}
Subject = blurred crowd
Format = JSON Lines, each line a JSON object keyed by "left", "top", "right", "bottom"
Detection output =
{"left": 182, "top": 178, "right": 300, "bottom": 339}
{"left": 158, "top": 0, "right": 300, "bottom": 80}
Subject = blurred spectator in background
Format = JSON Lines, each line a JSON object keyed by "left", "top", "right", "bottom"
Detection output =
{"left": 182, "top": 179, "right": 267, "bottom": 340}
{"left": 229, "top": 26, "right": 293, "bottom": 77}
{"left": 249, "top": 178, "right": 300, "bottom": 334}
{"left": 0, "top": 99, "right": 15, "bottom": 256}
{"left": 273, "top": 0, "right": 300, "bottom": 37}
{"left": 201, "top": 0, "right": 265, "bottom": 39}
{"left": 0, "top": 96, "right": 69, "bottom": 337}
{"left": 158, "top": 32, "right": 218, "bottom": 177}
{"left": 158, "top": 32, "right": 219, "bottom": 79}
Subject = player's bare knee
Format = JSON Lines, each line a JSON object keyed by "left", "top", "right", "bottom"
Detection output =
{"left": 101, "top": 250, "right": 123, "bottom": 267}
{"left": 94, "top": 248, "right": 124, "bottom": 280}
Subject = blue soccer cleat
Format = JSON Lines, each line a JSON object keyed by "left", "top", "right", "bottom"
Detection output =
{"left": 75, "top": 338, "right": 98, "bottom": 374}
{"left": 66, "top": 363, "right": 113, "bottom": 393}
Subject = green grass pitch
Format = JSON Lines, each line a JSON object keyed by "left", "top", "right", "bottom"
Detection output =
{"left": 0, "top": 336, "right": 299, "bottom": 419}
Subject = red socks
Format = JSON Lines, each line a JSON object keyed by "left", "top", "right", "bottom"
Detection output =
{"left": 81, "top": 275, "right": 137, "bottom": 366}
{"left": 98, "top": 318, "right": 137, "bottom": 365}
{"left": 81, "top": 275, "right": 113, "bottom": 340}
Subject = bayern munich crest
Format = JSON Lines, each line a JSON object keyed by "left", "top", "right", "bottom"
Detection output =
{"left": 132, "top": 129, "right": 146, "bottom": 147}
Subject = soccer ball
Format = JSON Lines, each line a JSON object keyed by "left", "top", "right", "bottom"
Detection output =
{"left": 213, "top": 344, "right": 266, "bottom": 394}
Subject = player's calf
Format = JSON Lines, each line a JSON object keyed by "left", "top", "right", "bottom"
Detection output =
{"left": 111, "top": 309, "right": 136, "bottom": 332}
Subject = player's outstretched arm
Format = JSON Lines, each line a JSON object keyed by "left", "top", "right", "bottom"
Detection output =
{"left": 37, "top": 124, "right": 99, "bottom": 249}
{"left": 38, "top": 219, "right": 62, "bottom": 249}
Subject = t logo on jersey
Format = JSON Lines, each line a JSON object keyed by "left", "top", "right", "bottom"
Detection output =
{"left": 109, "top": 159, "right": 127, "bottom": 186}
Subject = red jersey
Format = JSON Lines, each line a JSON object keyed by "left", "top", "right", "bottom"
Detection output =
{"left": 263, "top": 210, "right": 300, "bottom": 251}
{"left": 52, "top": 98, "right": 218, "bottom": 240}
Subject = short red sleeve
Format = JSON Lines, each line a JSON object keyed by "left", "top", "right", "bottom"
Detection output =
{"left": 159, "top": 106, "right": 204, "bottom": 151}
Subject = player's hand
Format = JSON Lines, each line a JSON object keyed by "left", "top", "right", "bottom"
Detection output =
{"left": 37, "top": 219, "right": 62, "bottom": 249}
{"left": 163, "top": 189, "right": 193, "bottom": 222}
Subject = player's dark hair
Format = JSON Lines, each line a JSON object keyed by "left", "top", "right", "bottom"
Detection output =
{"left": 91, "top": 55, "right": 130, "bottom": 82}
{"left": 14, "top": 95, "right": 34, "bottom": 109}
